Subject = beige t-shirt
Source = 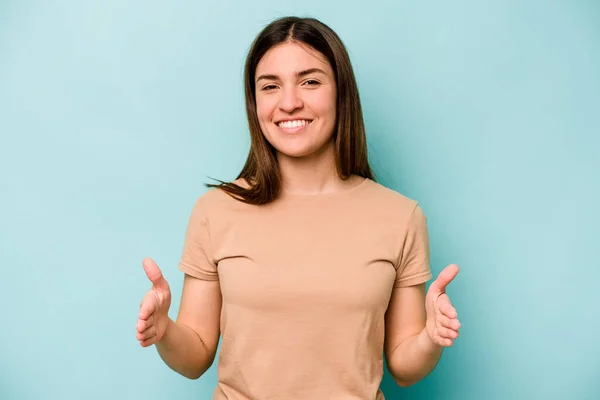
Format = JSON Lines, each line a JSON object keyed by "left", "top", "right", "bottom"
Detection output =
{"left": 178, "top": 177, "right": 432, "bottom": 400}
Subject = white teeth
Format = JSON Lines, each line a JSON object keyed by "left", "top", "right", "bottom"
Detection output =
{"left": 278, "top": 120, "right": 310, "bottom": 128}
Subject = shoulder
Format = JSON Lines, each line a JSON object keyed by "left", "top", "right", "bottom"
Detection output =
{"left": 361, "top": 179, "right": 421, "bottom": 215}
{"left": 360, "top": 181, "right": 429, "bottom": 242}
{"left": 192, "top": 178, "right": 252, "bottom": 215}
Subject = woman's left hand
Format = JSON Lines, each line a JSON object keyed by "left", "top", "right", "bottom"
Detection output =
{"left": 425, "top": 264, "right": 461, "bottom": 347}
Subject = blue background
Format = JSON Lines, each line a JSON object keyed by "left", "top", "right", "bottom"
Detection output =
{"left": 1, "top": 1, "right": 598, "bottom": 399}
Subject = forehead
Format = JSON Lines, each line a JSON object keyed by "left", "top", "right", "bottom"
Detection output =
{"left": 255, "top": 42, "right": 332, "bottom": 76}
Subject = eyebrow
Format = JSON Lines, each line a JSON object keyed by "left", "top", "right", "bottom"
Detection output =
{"left": 256, "top": 68, "right": 327, "bottom": 83}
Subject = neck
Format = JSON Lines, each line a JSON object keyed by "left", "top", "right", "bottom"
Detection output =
{"left": 277, "top": 141, "right": 347, "bottom": 195}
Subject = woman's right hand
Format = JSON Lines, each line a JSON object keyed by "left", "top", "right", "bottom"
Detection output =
{"left": 136, "top": 258, "right": 172, "bottom": 347}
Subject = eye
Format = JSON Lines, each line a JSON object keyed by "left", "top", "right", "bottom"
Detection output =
{"left": 262, "top": 84, "right": 278, "bottom": 91}
{"left": 303, "top": 79, "right": 320, "bottom": 87}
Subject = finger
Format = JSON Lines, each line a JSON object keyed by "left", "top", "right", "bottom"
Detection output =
{"left": 436, "top": 326, "right": 459, "bottom": 340}
{"left": 430, "top": 264, "right": 459, "bottom": 294}
{"left": 437, "top": 298, "right": 457, "bottom": 319}
{"left": 139, "top": 291, "right": 158, "bottom": 320}
{"left": 431, "top": 333, "right": 453, "bottom": 347}
{"left": 137, "top": 325, "right": 156, "bottom": 341}
{"left": 136, "top": 325, "right": 156, "bottom": 342}
{"left": 136, "top": 315, "right": 154, "bottom": 333}
{"left": 140, "top": 334, "right": 157, "bottom": 347}
{"left": 442, "top": 308, "right": 457, "bottom": 319}
{"left": 437, "top": 314, "right": 461, "bottom": 331}
{"left": 143, "top": 258, "right": 169, "bottom": 291}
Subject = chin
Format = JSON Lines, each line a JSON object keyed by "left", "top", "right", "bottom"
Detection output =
{"left": 262, "top": 125, "right": 335, "bottom": 160}
{"left": 275, "top": 145, "right": 318, "bottom": 159}
{"left": 274, "top": 139, "right": 334, "bottom": 160}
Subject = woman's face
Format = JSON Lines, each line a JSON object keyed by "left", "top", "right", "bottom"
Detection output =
{"left": 254, "top": 42, "right": 337, "bottom": 159}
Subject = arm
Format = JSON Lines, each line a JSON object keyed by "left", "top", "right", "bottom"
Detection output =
{"left": 384, "top": 283, "right": 442, "bottom": 387}
{"left": 385, "top": 265, "right": 461, "bottom": 387}
{"left": 156, "top": 274, "right": 221, "bottom": 379}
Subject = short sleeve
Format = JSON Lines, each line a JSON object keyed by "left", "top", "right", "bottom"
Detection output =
{"left": 178, "top": 195, "right": 219, "bottom": 281}
{"left": 394, "top": 204, "right": 433, "bottom": 288}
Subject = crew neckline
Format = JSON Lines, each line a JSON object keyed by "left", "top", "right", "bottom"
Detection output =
{"left": 281, "top": 176, "right": 372, "bottom": 199}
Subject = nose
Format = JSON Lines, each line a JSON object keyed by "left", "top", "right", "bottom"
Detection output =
{"left": 278, "top": 87, "right": 303, "bottom": 113}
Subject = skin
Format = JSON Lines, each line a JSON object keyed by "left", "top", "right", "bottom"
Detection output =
{"left": 254, "top": 41, "right": 363, "bottom": 195}
{"left": 135, "top": 41, "right": 461, "bottom": 386}
{"left": 255, "top": 41, "right": 337, "bottom": 159}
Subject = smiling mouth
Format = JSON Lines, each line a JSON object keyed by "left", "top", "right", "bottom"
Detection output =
{"left": 277, "top": 119, "right": 313, "bottom": 128}
{"left": 276, "top": 119, "right": 313, "bottom": 133}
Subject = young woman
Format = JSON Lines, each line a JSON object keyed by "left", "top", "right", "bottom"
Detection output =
{"left": 136, "top": 16, "right": 461, "bottom": 400}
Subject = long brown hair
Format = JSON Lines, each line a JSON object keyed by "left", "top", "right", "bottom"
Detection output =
{"left": 207, "top": 16, "right": 375, "bottom": 204}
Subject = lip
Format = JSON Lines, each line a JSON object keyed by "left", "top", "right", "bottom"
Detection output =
{"left": 274, "top": 117, "right": 313, "bottom": 124}
{"left": 274, "top": 119, "right": 313, "bottom": 134}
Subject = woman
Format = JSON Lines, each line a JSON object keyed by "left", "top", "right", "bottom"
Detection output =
{"left": 136, "top": 16, "right": 461, "bottom": 399}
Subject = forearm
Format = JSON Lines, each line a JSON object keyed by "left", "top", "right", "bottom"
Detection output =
{"left": 387, "top": 327, "right": 443, "bottom": 387}
{"left": 156, "top": 318, "right": 215, "bottom": 379}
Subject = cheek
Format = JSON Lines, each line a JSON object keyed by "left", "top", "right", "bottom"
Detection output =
{"left": 328, "top": 90, "right": 337, "bottom": 117}
{"left": 314, "top": 90, "right": 336, "bottom": 120}
{"left": 256, "top": 96, "right": 276, "bottom": 122}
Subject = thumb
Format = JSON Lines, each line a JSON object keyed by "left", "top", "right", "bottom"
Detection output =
{"left": 430, "top": 264, "right": 459, "bottom": 295}
{"left": 143, "top": 258, "right": 169, "bottom": 291}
